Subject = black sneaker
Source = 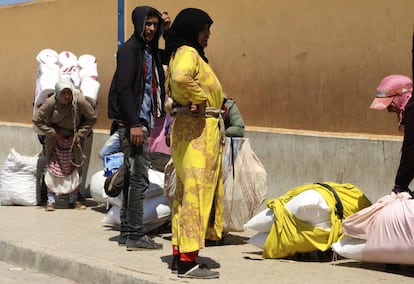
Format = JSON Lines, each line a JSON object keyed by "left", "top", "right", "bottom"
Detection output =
{"left": 178, "top": 263, "right": 219, "bottom": 279}
{"left": 118, "top": 234, "right": 127, "bottom": 246}
{"left": 126, "top": 235, "right": 163, "bottom": 250}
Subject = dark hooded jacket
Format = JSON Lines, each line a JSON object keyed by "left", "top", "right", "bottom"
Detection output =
{"left": 107, "top": 6, "right": 166, "bottom": 128}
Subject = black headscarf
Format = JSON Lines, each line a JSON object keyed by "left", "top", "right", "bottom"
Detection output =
{"left": 164, "top": 8, "right": 213, "bottom": 63}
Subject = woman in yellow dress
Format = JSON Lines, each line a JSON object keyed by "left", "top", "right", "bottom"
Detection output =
{"left": 164, "top": 8, "right": 224, "bottom": 279}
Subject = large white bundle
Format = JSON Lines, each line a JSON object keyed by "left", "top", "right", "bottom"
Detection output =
{"left": 78, "top": 54, "right": 96, "bottom": 68}
{"left": 37, "top": 63, "right": 59, "bottom": 91}
{"left": 222, "top": 137, "right": 267, "bottom": 232}
{"left": 102, "top": 194, "right": 171, "bottom": 232}
{"left": 38, "top": 60, "right": 59, "bottom": 76}
{"left": 34, "top": 88, "right": 55, "bottom": 111}
{"left": 58, "top": 51, "right": 80, "bottom": 87}
{"left": 33, "top": 49, "right": 100, "bottom": 134}
{"left": 35, "top": 49, "right": 59, "bottom": 111}
{"left": 58, "top": 51, "right": 78, "bottom": 74}
{"left": 0, "top": 149, "right": 38, "bottom": 206}
{"left": 285, "top": 189, "right": 331, "bottom": 226}
{"left": 36, "top": 48, "right": 58, "bottom": 65}
{"left": 147, "top": 168, "right": 164, "bottom": 198}
{"left": 246, "top": 189, "right": 332, "bottom": 249}
{"left": 90, "top": 169, "right": 165, "bottom": 205}
{"left": 101, "top": 205, "right": 120, "bottom": 225}
{"left": 244, "top": 208, "right": 274, "bottom": 233}
{"left": 331, "top": 236, "right": 366, "bottom": 260}
{"left": 80, "top": 77, "right": 100, "bottom": 107}
{"left": 78, "top": 54, "right": 98, "bottom": 80}
{"left": 90, "top": 170, "right": 109, "bottom": 204}
{"left": 245, "top": 191, "right": 331, "bottom": 234}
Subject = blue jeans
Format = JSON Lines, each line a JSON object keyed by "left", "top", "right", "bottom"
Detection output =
{"left": 118, "top": 126, "right": 149, "bottom": 239}
{"left": 99, "top": 130, "right": 121, "bottom": 158}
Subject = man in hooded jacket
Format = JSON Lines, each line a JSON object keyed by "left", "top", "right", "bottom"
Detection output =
{"left": 107, "top": 6, "right": 169, "bottom": 250}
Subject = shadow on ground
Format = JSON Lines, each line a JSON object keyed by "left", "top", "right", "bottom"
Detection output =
{"left": 333, "top": 261, "right": 414, "bottom": 278}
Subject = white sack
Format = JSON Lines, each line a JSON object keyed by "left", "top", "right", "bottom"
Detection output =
{"left": 244, "top": 208, "right": 274, "bottom": 233}
{"left": 90, "top": 170, "right": 109, "bottom": 204}
{"left": 44, "top": 168, "right": 80, "bottom": 195}
{"left": 58, "top": 51, "right": 80, "bottom": 87}
{"left": 102, "top": 195, "right": 171, "bottom": 231}
{"left": 80, "top": 77, "right": 100, "bottom": 107}
{"left": 78, "top": 54, "right": 98, "bottom": 78}
{"left": 37, "top": 63, "right": 59, "bottom": 91}
{"left": 102, "top": 205, "right": 120, "bottom": 225}
{"left": 58, "top": 51, "right": 78, "bottom": 74}
{"left": 285, "top": 189, "right": 331, "bottom": 225}
{"left": 34, "top": 88, "right": 55, "bottom": 108}
{"left": 90, "top": 169, "right": 165, "bottom": 205}
{"left": 0, "top": 149, "right": 38, "bottom": 206}
{"left": 78, "top": 54, "right": 96, "bottom": 68}
{"left": 248, "top": 232, "right": 268, "bottom": 249}
{"left": 36, "top": 48, "right": 58, "bottom": 65}
{"left": 331, "top": 236, "right": 366, "bottom": 261}
{"left": 79, "top": 66, "right": 98, "bottom": 81}
{"left": 147, "top": 168, "right": 164, "bottom": 198}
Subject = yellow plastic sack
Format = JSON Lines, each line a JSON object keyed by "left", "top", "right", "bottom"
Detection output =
{"left": 262, "top": 182, "right": 371, "bottom": 259}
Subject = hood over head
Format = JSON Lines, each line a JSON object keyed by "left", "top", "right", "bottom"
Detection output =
{"left": 131, "top": 6, "right": 163, "bottom": 49}
{"left": 55, "top": 76, "right": 75, "bottom": 104}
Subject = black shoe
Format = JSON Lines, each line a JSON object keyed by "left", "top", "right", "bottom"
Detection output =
{"left": 178, "top": 262, "right": 219, "bottom": 279}
{"left": 126, "top": 235, "right": 163, "bottom": 250}
{"left": 171, "top": 255, "right": 179, "bottom": 272}
{"left": 118, "top": 234, "right": 127, "bottom": 246}
{"left": 68, "top": 201, "right": 86, "bottom": 209}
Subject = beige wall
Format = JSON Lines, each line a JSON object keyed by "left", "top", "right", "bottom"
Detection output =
{"left": 0, "top": 0, "right": 116, "bottom": 130}
{"left": 0, "top": 0, "right": 413, "bottom": 135}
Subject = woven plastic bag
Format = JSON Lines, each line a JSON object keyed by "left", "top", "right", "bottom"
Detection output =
{"left": 0, "top": 149, "right": 38, "bottom": 205}
{"left": 222, "top": 137, "right": 267, "bottom": 232}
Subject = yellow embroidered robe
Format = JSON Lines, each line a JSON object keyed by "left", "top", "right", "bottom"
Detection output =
{"left": 169, "top": 46, "right": 224, "bottom": 253}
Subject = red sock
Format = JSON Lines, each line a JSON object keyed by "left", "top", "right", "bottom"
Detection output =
{"left": 180, "top": 251, "right": 198, "bottom": 262}
{"left": 172, "top": 245, "right": 179, "bottom": 256}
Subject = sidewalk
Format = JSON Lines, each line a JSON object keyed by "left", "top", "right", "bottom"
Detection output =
{"left": 0, "top": 200, "right": 413, "bottom": 284}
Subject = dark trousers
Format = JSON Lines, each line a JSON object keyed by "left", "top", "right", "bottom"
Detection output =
{"left": 118, "top": 126, "right": 149, "bottom": 240}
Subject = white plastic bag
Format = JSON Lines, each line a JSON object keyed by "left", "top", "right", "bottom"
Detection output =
{"left": 0, "top": 149, "right": 38, "bottom": 206}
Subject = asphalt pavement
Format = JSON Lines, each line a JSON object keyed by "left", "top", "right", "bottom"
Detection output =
{"left": 0, "top": 199, "right": 414, "bottom": 284}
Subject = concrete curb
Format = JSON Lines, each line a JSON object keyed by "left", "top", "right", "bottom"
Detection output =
{"left": 0, "top": 240, "right": 161, "bottom": 284}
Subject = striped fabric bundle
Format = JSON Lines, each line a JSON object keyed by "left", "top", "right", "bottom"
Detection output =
{"left": 48, "top": 138, "right": 76, "bottom": 177}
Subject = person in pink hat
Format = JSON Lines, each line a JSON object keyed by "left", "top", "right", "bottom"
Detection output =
{"left": 370, "top": 74, "right": 414, "bottom": 194}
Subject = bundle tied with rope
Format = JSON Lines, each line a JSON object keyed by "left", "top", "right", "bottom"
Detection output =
{"left": 43, "top": 77, "right": 88, "bottom": 195}
{"left": 69, "top": 92, "right": 86, "bottom": 169}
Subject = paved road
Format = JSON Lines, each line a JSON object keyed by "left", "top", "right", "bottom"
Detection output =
{"left": 1, "top": 205, "right": 414, "bottom": 283}
{"left": 0, "top": 260, "right": 74, "bottom": 284}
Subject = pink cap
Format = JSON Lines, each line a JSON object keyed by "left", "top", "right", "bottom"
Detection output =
{"left": 370, "top": 75, "right": 413, "bottom": 110}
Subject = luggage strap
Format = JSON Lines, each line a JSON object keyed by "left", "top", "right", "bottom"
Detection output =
{"left": 315, "top": 183, "right": 344, "bottom": 220}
